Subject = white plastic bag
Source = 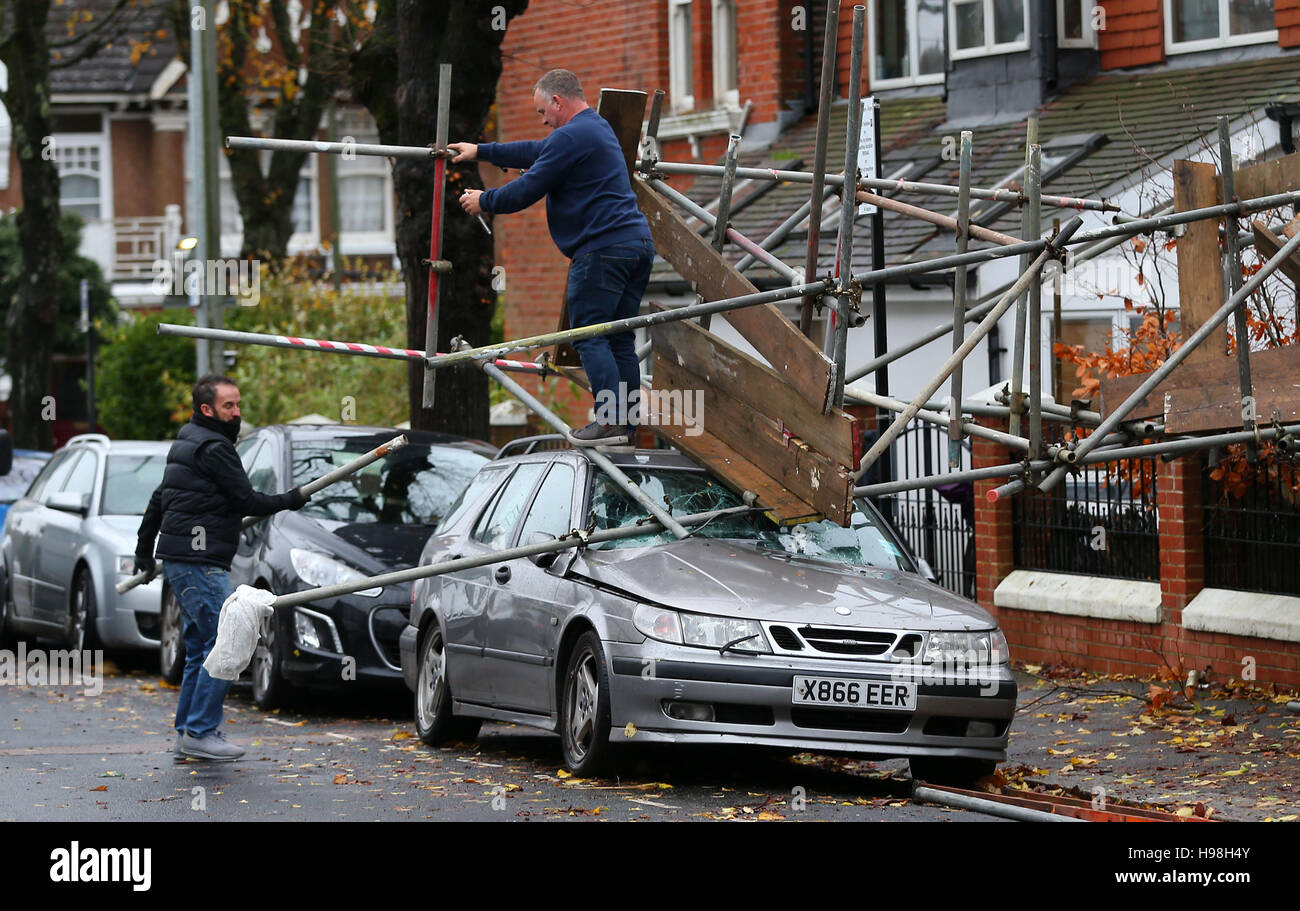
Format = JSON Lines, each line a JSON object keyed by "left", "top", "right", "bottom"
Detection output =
{"left": 203, "top": 585, "right": 276, "bottom": 680}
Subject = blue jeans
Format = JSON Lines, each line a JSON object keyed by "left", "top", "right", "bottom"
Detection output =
{"left": 566, "top": 238, "right": 654, "bottom": 426}
{"left": 163, "top": 560, "right": 233, "bottom": 738}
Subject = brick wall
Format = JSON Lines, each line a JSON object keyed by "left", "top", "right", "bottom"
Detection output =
{"left": 1279, "top": 0, "right": 1300, "bottom": 48}
{"left": 1097, "top": 0, "right": 1164, "bottom": 70}
{"left": 973, "top": 415, "right": 1298, "bottom": 691}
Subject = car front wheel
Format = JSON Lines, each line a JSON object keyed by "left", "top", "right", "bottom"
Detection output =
{"left": 559, "top": 630, "right": 614, "bottom": 776}
{"left": 159, "top": 587, "right": 185, "bottom": 685}
{"left": 414, "top": 622, "right": 480, "bottom": 746}
{"left": 251, "top": 609, "right": 294, "bottom": 710}
{"left": 65, "top": 569, "right": 94, "bottom": 651}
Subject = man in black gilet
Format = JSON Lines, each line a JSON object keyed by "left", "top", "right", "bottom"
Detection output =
{"left": 136, "top": 375, "right": 308, "bottom": 761}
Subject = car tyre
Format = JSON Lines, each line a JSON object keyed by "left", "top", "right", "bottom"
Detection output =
{"left": 414, "top": 621, "right": 481, "bottom": 746}
{"left": 559, "top": 630, "right": 614, "bottom": 776}
{"left": 0, "top": 564, "right": 24, "bottom": 649}
{"left": 159, "top": 586, "right": 185, "bottom": 685}
{"left": 908, "top": 756, "right": 998, "bottom": 788}
{"left": 251, "top": 608, "right": 295, "bottom": 710}
{"left": 65, "top": 569, "right": 96, "bottom": 651}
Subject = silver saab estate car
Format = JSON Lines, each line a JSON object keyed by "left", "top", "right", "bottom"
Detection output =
{"left": 400, "top": 440, "right": 1016, "bottom": 785}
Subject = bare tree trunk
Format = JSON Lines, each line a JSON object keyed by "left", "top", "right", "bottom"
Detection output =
{"left": 350, "top": 0, "right": 525, "bottom": 440}
{"left": 1, "top": 1, "right": 61, "bottom": 450}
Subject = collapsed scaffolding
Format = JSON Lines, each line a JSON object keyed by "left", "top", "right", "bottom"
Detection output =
{"left": 158, "top": 1, "right": 1300, "bottom": 599}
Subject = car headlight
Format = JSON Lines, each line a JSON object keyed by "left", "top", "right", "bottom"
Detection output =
{"left": 289, "top": 548, "right": 380, "bottom": 597}
{"left": 634, "top": 604, "right": 769, "bottom": 654}
{"left": 924, "top": 630, "right": 1008, "bottom": 665}
{"left": 117, "top": 556, "right": 135, "bottom": 575}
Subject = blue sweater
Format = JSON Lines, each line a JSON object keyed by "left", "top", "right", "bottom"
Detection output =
{"left": 478, "top": 108, "right": 652, "bottom": 260}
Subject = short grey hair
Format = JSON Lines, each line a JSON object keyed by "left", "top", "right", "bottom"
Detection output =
{"left": 534, "top": 69, "right": 585, "bottom": 101}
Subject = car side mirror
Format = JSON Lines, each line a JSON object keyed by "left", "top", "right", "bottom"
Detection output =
{"left": 916, "top": 557, "right": 939, "bottom": 584}
{"left": 47, "top": 491, "right": 88, "bottom": 516}
{"left": 526, "top": 531, "right": 559, "bottom": 568}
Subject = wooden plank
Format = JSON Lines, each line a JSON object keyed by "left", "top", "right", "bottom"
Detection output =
{"left": 596, "top": 88, "right": 646, "bottom": 176}
{"left": 1099, "top": 344, "right": 1300, "bottom": 423}
{"left": 1164, "top": 345, "right": 1300, "bottom": 433}
{"left": 1230, "top": 150, "right": 1300, "bottom": 201}
{"left": 654, "top": 353, "right": 853, "bottom": 525}
{"left": 1174, "top": 159, "right": 1227, "bottom": 367}
{"left": 635, "top": 178, "right": 834, "bottom": 411}
{"left": 651, "top": 312, "right": 859, "bottom": 467}
{"left": 647, "top": 404, "right": 823, "bottom": 524}
{"left": 1251, "top": 220, "right": 1300, "bottom": 286}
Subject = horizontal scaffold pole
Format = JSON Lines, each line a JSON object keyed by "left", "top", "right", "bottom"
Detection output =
{"left": 227, "top": 135, "right": 438, "bottom": 160}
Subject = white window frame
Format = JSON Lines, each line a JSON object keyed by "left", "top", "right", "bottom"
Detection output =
{"left": 668, "top": 0, "right": 695, "bottom": 113}
{"left": 1057, "top": 0, "right": 1099, "bottom": 48}
{"left": 949, "top": 0, "right": 1031, "bottom": 60}
{"left": 1164, "top": 0, "right": 1277, "bottom": 54}
{"left": 711, "top": 0, "right": 739, "bottom": 107}
{"left": 218, "top": 151, "right": 319, "bottom": 256}
{"left": 53, "top": 131, "right": 112, "bottom": 222}
{"left": 335, "top": 135, "right": 396, "bottom": 254}
{"left": 869, "top": 0, "right": 947, "bottom": 88}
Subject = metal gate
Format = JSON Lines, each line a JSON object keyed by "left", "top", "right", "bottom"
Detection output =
{"left": 872, "top": 421, "right": 977, "bottom": 600}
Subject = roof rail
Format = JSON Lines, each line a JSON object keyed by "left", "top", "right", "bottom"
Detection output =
{"left": 493, "top": 434, "right": 571, "bottom": 459}
{"left": 66, "top": 433, "right": 112, "bottom": 447}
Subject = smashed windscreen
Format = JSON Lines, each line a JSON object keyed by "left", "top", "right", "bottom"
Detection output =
{"left": 587, "top": 469, "right": 914, "bottom": 571}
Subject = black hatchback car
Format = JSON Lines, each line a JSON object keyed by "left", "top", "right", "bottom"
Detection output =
{"left": 158, "top": 423, "right": 493, "bottom": 708}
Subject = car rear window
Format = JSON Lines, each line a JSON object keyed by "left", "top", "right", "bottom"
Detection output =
{"left": 587, "top": 469, "right": 914, "bottom": 571}
{"left": 102, "top": 454, "right": 167, "bottom": 515}
{"left": 291, "top": 438, "right": 488, "bottom": 527}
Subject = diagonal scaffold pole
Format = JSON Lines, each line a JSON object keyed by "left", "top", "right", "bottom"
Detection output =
{"left": 159, "top": 277, "right": 833, "bottom": 370}
{"left": 829, "top": 4, "right": 866, "bottom": 408}
{"left": 854, "top": 216, "right": 1083, "bottom": 481}
{"left": 1036, "top": 226, "right": 1300, "bottom": 494}
{"left": 472, "top": 349, "right": 689, "bottom": 540}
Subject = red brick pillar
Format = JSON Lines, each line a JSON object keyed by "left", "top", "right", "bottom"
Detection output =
{"left": 1157, "top": 451, "right": 1206, "bottom": 623}
{"left": 972, "top": 416, "right": 1017, "bottom": 612}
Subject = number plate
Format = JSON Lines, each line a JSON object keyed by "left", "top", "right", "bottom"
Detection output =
{"left": 791, "top": 676, "right": 916, "bottom": 711}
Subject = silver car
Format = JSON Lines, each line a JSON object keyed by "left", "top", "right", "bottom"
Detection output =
{"left": 1, "top": 434, "right": 168, "bottom": 651}
{"left": 400, "top": 443, "right": 1017, "bottom": 785}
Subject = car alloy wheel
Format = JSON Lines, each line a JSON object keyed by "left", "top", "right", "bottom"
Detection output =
{"left": 251, "top": 608, "right": 291, "bottom": 710}
{"left": 414, "top": 622, "right": 480, "bottom": 746}
{"left": 560, "top": 630, "right": 613, "bottom": 775}
{"left": 65, "top": 571, "right": 92, "bottom": 651}
{"left": 159, "top": 588, "right": 185, "bottom": 685}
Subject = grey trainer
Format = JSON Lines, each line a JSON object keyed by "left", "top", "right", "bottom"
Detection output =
{"left": 181, "top": 731, "right": 246, "bottom": 761}
{"left": 173, "top": 733, "right": 188, "bottom": 762}
{"left": 567, "top": 422, "right": 630, "bottom": 447}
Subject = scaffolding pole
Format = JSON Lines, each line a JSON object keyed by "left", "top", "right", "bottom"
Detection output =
{"left": 476, "top": 353, "right": 690, "bottom": 539}
{"left": 1009, "top": 119, "right": 1038, "bottom": 440}
{"left": 830, "top": 4, "right": 866, "bottom": 408}
{"left": 1219, "top": 116, "right": 1257, "bottom": 463}
{"left": 948, "top": 131, "right": 973, "bottom": 467}
{"left": 803, "top": 0, "right": 840, "bottom": 335}
{"left": 1026, "top": 144, "right": 1045, "bottom": 462}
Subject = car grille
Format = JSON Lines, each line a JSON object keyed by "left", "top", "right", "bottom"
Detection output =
{"left": 368, "top": 608, "right": 407, "bottom": 671}
{"left": 768, "top": 625, "right": 803, "bottom": 650}
{"left": 763, "top": 623, "right": 926, "bottom": 661}
{"left": 790, "top": 707, "right": 911, "bottom": 734}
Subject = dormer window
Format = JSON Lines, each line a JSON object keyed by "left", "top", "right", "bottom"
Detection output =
{"left": 1166, "top": 0, "right": 1276, "bottom": 53}
{"left": 871, "top": 0, "right": 946, "bottom": 87}
{"left": 950, "top": 0, "right": 1030, "bottom": 58}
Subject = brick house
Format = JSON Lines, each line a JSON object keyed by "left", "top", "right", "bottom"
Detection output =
{"left": 486, "top": 0, "right": 1300, "bottom": 689}
{"left": 0, "top": 0, "right": 397, "bottom": 444}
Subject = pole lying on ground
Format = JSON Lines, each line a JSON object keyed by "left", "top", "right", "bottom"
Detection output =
{"left": 476, "top": 354, "right": 690, "bottom": 540}
{"left": 854, "top": 217, "right": 1083, "bottom": 480}
{"left": 117, "top": 434, "right": 410, "bottom": 594}
{"left": 1037, "top": 226, "right": 1300, "bottom": 493}
{"left": 270, "top": 505, "right": 756, "bottom": 610}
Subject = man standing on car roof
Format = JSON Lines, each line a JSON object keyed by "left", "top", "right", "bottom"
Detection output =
{"left": 135, "top": 375, "right": 309, "bottom": 762}
{"left": 452, "top": 68, "right": 653, "bottom": 448}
